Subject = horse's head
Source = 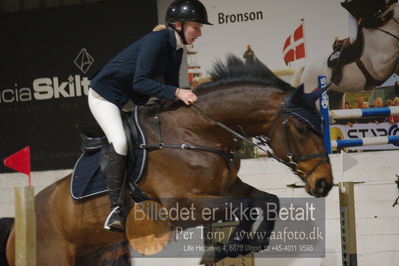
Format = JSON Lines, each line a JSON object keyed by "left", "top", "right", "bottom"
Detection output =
{"left": 266, "top": 85, "right": 333, "bottom": 197}
{"left": 193, "top": 55, "right": 333, "bottom": 196}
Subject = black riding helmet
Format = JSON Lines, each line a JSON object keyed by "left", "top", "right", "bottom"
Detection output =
{"left": 341, "top": 0, "right": 388, "bottom": 19}
{"left": 166, "top": 0, "right": 212, "bottom": 44}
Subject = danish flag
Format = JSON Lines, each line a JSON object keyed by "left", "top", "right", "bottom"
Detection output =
{"left": 282, "top": 20, "right": 306, "bottom": 65}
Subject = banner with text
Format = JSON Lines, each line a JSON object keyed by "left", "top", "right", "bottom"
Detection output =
{"left": 0, "top": 0, "right": 158, "bottom": 171}
{"left": 331, "top": 122, "right": 399, "bottom": 150}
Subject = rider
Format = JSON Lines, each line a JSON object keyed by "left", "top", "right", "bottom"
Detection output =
{"left": 329, "top": 0, "right": 389, "bottom": 84}
{"left": 88, "top": 0, "right": 212, "bottom": 232}
{"left": 341, "top": 0, "right": 388, "bottom": 44}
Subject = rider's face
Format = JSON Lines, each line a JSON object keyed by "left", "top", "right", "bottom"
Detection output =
{"left": 176, "top": 22, "right": 203, "bottom": 44}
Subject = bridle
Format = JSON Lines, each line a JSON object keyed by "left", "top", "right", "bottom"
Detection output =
{"left": 192, "top": 101, "right": 330, "bottom": 180}
{"left": 142, "top": 100, "right": 330, "bottom": 179}
{"left": 260, "top": 105, "right": 330, "bottom": 181}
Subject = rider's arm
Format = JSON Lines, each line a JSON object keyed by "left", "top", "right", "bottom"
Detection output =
{"left": 132, "top": 31, "right": 178, "bottom": 100}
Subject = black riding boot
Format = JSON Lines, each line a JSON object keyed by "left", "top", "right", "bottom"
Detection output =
{"left": 103, "top": 145, "right": 127, "bottom": 233}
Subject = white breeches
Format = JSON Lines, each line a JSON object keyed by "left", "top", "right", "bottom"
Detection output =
{"left": 348, "top": 13, "right": 358, "bottom": 44}
{"left": 88, "top": 89, "right": 128, "bottom": 156}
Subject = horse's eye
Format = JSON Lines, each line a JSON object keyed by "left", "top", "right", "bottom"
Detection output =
{"left": 296, "top": 126, "right": 306, "bottom": 135}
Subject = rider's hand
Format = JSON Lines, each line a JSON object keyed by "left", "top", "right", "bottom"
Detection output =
{"left": 175, "top": 88, "right": 198, "bottom": 105}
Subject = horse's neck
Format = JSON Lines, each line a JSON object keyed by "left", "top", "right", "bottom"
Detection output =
{"left": 194, "top": 85, "right": 285, "bottom": 137}
{"left": 361, "top": 5, "right": 399, "bottom": 78}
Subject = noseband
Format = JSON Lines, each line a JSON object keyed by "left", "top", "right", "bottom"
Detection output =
{"left": 264, "top": 108, "right": 330, "bottom": 180}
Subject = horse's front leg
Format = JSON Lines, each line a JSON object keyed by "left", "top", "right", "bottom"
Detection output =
{"left": 160, "top": 193, "right": 258, "bottom": 264}
{"left": 224, "top": 176, "right": 280, "bottom": 253}
{"left": 169, "top": 178, "right": 278, "bottom": 264}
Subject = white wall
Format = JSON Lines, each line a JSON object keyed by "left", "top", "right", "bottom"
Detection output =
{"left": 189, "top": 0, "right": 347, "bottom": 73}
{"left": 157, "top": 0, "right": 348, "bottom": 77}
{"left": 238, "top": 150, "right": 399, "bottom": 266}
{"left": 0, "top": 170, "right": 69, "bottom": 217}
{"left": 1, "top": 151, "right": 398, "bottom": 266}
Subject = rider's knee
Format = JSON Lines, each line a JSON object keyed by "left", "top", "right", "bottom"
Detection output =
{"left": 111, "top": 138, "right": 128, "bottom": 156}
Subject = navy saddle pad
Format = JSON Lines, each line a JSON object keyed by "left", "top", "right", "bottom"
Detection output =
{"left": 70, "top": 107, "right": 147, "bottom": 200}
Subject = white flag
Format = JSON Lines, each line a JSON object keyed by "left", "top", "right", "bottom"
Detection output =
{"left": 341, "top": 150, "right": 358, "bottom": 172}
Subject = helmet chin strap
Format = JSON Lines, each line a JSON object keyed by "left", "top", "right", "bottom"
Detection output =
{"left": 168, "top": 21, "right": 188, "bottom": 45}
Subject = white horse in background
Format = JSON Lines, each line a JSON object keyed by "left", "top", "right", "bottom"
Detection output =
{"left": 292, "top": 1, "right": 399, "bottom": 109}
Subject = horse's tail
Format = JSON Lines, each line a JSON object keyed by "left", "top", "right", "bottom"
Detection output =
{"left": 0, "top": 218, "right": 14, "bottom": 266}
{"left": 290, "top": 65, "right": 305, "bottom": 87}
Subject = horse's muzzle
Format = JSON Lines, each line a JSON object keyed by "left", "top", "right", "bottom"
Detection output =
{"left": 308, "top": 178, "right": 333, "bottom": 197}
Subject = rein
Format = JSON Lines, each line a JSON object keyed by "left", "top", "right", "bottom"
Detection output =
{"left": 139, "top": 106, "right": 236, "bottom": 169}
{"left": 191, "top": 104, "right": 268, "bottom": 152}
{"left": 140, "top": 100, "right": 329, "bottom": 179}
{"left": 377, "top": 17, "right": 399, "bottom": 41}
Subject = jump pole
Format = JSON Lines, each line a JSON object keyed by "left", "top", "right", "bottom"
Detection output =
{"left": 15, "top": 186, "right": 36, "bottom": 266}
{"left": 339, "top": 182, "right": 358, "bottom": 266}
{"left": 318, "top": 76, "right": 332, "bottom": 154}
{"left": 3, "top": 146, "right": 36, "bottom": 266}
{"left": 330, "top": 106, "right": 399, "bottom": 119}
{"left": 317, "top": 76, "right": 399, "bottom": 149}
{"left": 287, "top": 181, "right": 359, "bottom": 266}
{"left": 332, "top": 135, "right": 399, "bottom": 148}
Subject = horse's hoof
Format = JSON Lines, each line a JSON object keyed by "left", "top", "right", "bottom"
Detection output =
{"left": 199, "top": 254, "right": 214, "bottom": 265}
{"left": 199, "top": 246, "right": 225, "bottom": 265}
{"left": 200, "top": 254, "right": 227, "bottom": 265}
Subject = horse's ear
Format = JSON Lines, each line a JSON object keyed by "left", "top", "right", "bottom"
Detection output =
{"left": 285, "top": 84, "right": 304, "bottom": 106}
{"left": 295, "top": 84, "right": 305, "bottom": 95}
{"left": 292, "top": 84, "right": 305, "bottom": 101}
{"left": 302, "top": 83, "right": 329, "bottom": 107}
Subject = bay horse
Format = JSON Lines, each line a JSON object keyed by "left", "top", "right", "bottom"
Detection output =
{"left": 2, "top": 55, "right": 333, "bottom": 265}
{"left": 292, "top": 1, "right": 399, "bottom": 109}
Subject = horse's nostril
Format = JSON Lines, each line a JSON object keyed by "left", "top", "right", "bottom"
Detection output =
{"left": 315, "top": 179, "right": 332, "bottom": 196}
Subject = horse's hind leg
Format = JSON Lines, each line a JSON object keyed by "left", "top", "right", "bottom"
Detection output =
{"left": 1, "top": 218, "right": 14, "bottom": 266}
{"left": 75, "top": 241, "right": 131, "bottom": 266}
{"left": 7, "top": 227, "right": 75, "bottom": 266}
{"left": 327, "top": 90, "right": 345, "bottom": 109}
{"left": 35, "top": 236, "right": 76, "bottom": 266}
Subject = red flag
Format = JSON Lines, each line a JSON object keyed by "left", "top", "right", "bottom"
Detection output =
{"left": 283, "top": 37, "right": 295, "bottom": 64}
{"left": 294, "top": 23, "right": 303, "bottom": 40}
{"left": 4, "top": 146, "right": 31, "bottom": 176}
{"left": 283, "top": 21, "right": 306, "bottom": 65}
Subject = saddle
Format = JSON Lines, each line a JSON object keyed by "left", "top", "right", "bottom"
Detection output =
{"left": 73, "top": 101, "right": 238, "bottom": 200}
{"left": 80, "top": 111, "right": 138, "bottom": 174}
{"left": 327, "top": 24, "right": 364, "bottom": 85}
{"left": 73, "top": 107, "right": 148, "bottom": 201}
